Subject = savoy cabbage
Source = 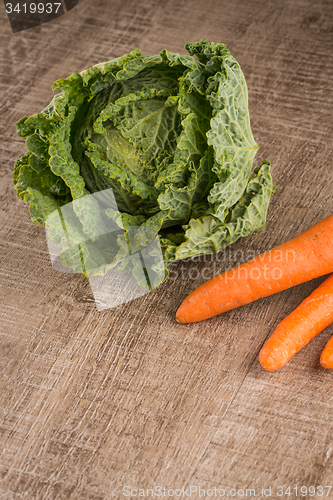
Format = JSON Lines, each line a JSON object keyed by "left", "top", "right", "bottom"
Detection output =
{"left": 13, "top": 39, "right": 274, "bottom": 288}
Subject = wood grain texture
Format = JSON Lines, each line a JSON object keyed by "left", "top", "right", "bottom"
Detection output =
{"left": 0, "top": 0, "right": 333, "bottom": 498}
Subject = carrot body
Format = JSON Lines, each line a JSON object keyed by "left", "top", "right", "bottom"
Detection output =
{"left": 259, "top": 273, "right": 333, "bottom": 371}
{"left": 176, "top": 215, "right": 333, "bottom": 323}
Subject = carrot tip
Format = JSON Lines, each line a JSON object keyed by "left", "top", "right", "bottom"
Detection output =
{"left": 320, "top": 358, "right": 333, "bottom": 369}
{"left": 259, "top": 361, "right": 280, "bottom": 371}
{"left": 175, "top": 310, "right": 184, "bottom": 323}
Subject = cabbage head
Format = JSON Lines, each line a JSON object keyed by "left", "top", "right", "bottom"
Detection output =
{"left": 13, "top": 39, "right": 274, "bottom": 289}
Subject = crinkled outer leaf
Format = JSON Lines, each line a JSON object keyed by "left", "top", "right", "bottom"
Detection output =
{"left": 14, "top": 39, "right": 274, "bottom": 289}
{"left": 174, "top": 161, "right": 274, "bottom": 260}
{"left": 205, "top": 56, "right": 259, "bottom": 220}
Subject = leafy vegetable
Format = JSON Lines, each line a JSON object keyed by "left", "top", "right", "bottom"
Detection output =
{"left": 13, "top": 39, "right": 274, "bottom": 288}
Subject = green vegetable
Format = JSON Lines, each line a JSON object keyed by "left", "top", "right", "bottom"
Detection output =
{"left": 13, "top": 39, "right": 274, "bottom": 289}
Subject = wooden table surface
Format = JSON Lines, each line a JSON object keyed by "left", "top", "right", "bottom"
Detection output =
{"left": 1, "top": 0, "right": 333, "bottom": 498}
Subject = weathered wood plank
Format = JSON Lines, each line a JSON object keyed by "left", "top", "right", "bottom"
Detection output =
{"left": 0, "top": 0, "right": 333, "bottom": 497}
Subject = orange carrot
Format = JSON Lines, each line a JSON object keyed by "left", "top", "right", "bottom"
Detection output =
{"left": 176, "top": 215, "right": 333, "bottom": 323}
{"left": 320, "top": 331, "right": 333, "bottom": 369}
{"left": 259, "top": 273, "right": 333, "bottom": 371}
